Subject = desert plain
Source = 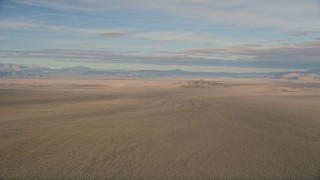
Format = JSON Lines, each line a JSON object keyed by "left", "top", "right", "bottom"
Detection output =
{"left": 0, "top": 78, "right": 320, "bottom": 179}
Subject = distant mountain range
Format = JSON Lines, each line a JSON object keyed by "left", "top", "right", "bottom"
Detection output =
{"left": 0, "top": 63, "right": 319, "bottom": 80}
{"left": 276, "top": 73, "right": 320, "bottom": 81}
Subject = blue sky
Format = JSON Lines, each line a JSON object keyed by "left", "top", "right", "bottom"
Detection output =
{"left": 0, "top": 0, "right": 320, "bottom": 72}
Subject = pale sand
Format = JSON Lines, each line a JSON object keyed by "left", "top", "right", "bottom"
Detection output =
{"left": 0, "top": 79, "right": 320, "bottom": 179}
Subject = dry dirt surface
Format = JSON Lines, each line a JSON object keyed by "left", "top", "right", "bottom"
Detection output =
{"left": 0, "top": 78, "right": 320, "bottom": 179}
{"left": 177, "top": 80, "right": 223, "bottom": 88}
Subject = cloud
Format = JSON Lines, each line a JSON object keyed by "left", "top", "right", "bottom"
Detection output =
{"left": 288, "top": 31, "right": 320, "bottom": 36}
{"left": 16, "top": 0, "right": 92, "bottom": 12}
{"left": 80, "top": 43, "right": 97, "bottom": 46}
{"left": 131, "top": 31, "right": 215, "bottom": 44}
{"left": 0, "top": 19, "right": 131, "bottom": 36}
{"left": 14, "top": 0, "right": 320, "bottom": 30}
{"left": 167, "top": 40, "right": 320, "bottom": 68}
{"left": 0, "top": 20, "right": 39, "bottom": 29}
{"left": 288, "top": 31, "right": 311, "bottom": 36}
{"left": 96, "top": 32, "right": 129, "bottom": 37}
{"left": 0, "top": 4, "right": 22, "bottom": 9}
{"left": 0, "top": 19, "right": 243, "bottom": 45}
{"left": 1, "top": 39, "right": 319, "bottom": 69}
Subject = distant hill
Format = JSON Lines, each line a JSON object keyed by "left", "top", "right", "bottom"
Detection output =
{"left": 304, "top": 68, "right": 320, "bottom": 74}
{"left": 0, "top": 63, "right": 49, "bottom": 78}
{"left": 273, "top": 68, "right": 320, "bottom": 81}
{"left": 1, "top": 63, "right": 319, "bottom": 79}
{"left": 57, "top": 66, "right": 94, "bottom": 74}
{"left": 279, "top": 73, "right": 320, "bottom": 81}
{"left": 0, "top": 63, "right": 95, "bottom": 78}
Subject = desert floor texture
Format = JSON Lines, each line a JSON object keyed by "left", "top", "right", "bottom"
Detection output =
{"left": 0, "top": 78, "right": 320, "bottom": 179}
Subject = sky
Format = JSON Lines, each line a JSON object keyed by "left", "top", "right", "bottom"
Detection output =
{"left": 0, "top": 0, "right": 320, "bottom": 73}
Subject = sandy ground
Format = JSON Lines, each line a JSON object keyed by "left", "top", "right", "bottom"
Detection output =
{"left": 0, "top": 78, "right": 320, "bottom": 179}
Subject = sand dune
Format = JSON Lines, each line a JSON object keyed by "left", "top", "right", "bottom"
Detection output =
{"left": 0, "top": 79, "right": 320, "bottom": 179}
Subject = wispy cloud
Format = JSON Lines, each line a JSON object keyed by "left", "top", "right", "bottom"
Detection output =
{"left": 0, "top": 19, "right": 242, "bottom": 45}
{"left": 15, "top": 0, "right": 320, "bottom": 29}
{"left": 0, "top": 20, "right": 38, "bottom": 29}
{"left": 96, "top": 32, "right": 129, "bottom": 37}
{"left": 131, "top": 31, "right": 217, "bottom": 45}
{"left": 164, "top": 40, "right": 320, "bottom": 68}
{"left": 288, "top": 31, "right": 320, "bottom": 36}
{"left": 16, "top": 0, "right": 92, "bottom": 12}
{"left": 1, "top": 39, "right": 319, "bottom": 69}
{"left": 0, "top": 4, "right": 22, "bottom": 9}
{"left": 1, "top": 0, "right": 319, "bottom": 71}
{"left": 0, "top": 19, "right": 131, "bottom": 36}
{"left": 288, "top": 31, "right": 311, "bottom": 36}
